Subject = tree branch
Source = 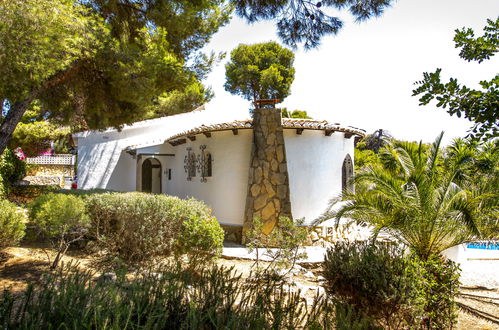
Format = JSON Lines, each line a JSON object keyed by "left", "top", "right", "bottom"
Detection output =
{"left": 0, "top": 62, "right": 83, "bottom": 155}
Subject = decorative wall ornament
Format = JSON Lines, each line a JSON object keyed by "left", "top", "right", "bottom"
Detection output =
{"left": 184, "top": 147, "right": 197, "bottom": 181}
{"left": 196, "top": 145, "right": 213, "bottom": 183}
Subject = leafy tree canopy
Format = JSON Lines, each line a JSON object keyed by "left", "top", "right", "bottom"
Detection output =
{"left": 225, "top": 41, "right": 295, "bottom": 104}
{"left": 0, "top": 0, "right": 231, "bottom": 154}
{"left": 413, "top": 17, "right": 499, "bottom": 141}
{"left": 281, "top": 108, "right": 312, "bottom": 118}
{"left": 9, "top": 104, "right": 70, "bottom": 157}
{"left": 231, "top": 0, "right": 395, "bottom": 49}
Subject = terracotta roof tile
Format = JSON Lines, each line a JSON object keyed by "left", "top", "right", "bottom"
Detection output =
{"left": 166, "top": 118, "right": 365, "bottom": 142}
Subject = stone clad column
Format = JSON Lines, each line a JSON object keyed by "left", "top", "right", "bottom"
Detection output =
{"left": 243, "top": 107, "right": 292, "bottom": 238}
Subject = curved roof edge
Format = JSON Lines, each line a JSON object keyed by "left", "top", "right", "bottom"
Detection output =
{"left": 166, "top": 118, "right": 366, "bottom": 142}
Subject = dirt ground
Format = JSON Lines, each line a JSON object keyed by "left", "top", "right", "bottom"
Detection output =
{"left": 1, "top": 244, "right": 498, "bottom": 329}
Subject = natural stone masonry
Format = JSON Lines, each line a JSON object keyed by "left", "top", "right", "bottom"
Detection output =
{"left": 243, "top": 107, "right": 292, "bottom": 237}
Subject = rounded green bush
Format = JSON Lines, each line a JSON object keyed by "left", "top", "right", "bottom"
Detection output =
{"left": 323, "top": 241, "right": 416, "bottom": 327}
{"left": 0, "top": 149, "right": 26, "bottom": 184}
{"left": 30, "top": 193, "right": 89, "bottom": 239}
{"left": 85, "top": 192, "right": 224, "bottom": 262}
{"left": 177, "top": 198, "right": 225, "bottom": 257}
{"left": 0, "top": 199, "right": 27, "bottom": 249}
{"left": 323, "top": 241, "right": 460, "bottom": 329}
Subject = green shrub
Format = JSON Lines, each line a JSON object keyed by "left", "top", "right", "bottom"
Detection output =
{"left": 0, "top": 149, "right": 26, "bottom": 197}
{"left": 7, "top": 184, "right": 60, "bottom": 204}
{"left": 59, "top": 188, "right": 112, "bottom": 198}
{"left": 408, "top": 255, "right": 460, "bottom": 329}
{"left": 30, "top": 193, "right": 90, "bottom": 268}
{"left": 0, "top": 175, "right": 5, "bottom": 198}
{"left": 0, "top": 263, "right": 334, "bottom": 329}
{"left": 0, "top": 149, "right": 26, "bottom": 184}
{"left": 176, "top": 199, "right": 224, "bottom": 259}
{"left": 85, "top": 192, "right": 224, "bottom": 263}
{"left": 0, "top": 199, "right": 26, "bottom": 249}
{"left": 323, "top": 241, "right": 461, "bottom": 329}
{"left": 323, "top": 241, "right": 416, "bottom": 329}
{"left": 334, "top": 302, "right": 379, "bottom": 330}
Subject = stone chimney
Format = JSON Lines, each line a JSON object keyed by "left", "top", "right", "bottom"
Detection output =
{"left": 243, "top": 106, "right": 292, "bottom": 238}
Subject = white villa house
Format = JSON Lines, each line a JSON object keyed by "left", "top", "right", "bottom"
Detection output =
{"left": 73, "top": 105, "right": 365, "bottom": 240}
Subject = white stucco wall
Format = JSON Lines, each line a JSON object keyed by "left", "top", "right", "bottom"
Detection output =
{"left": 75, "top": 111, "right": 357, "bottom": 226}
{"left": 76, "top": 130, "right": 139, "bottom": 190}
{"left": 284, "top": 129, "right": 355, "bottom": 224}
{"left": 136, "top": 130, "right": 252, "bottom": 226}
{"left": 75, "top": 108, "right": 248, "bottom": 190}
{"left": 135, "top": 128, "right": 354, "bottom": 226}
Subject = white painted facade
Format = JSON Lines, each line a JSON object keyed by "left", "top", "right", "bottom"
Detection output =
{"left": 74, "top": 107, "right": 363, "bottom": 226}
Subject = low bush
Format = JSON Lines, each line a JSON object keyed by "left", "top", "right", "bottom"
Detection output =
{"left": 408, "top": 255, "right": 460, "bottom": 329}
{"left": 0, "top": 199, "right": 26, "bottom": 249}
{"left": 323, "top": 241, "right": 415, "bottom": 329}
{"left": 176, "top": 199, "right": 224, "bottom": 260}
{"left": 0, "top": 149, "right": 26, "bottom": 184}
{"left": 323, "top": 241, "right": 461, "bottom": 329}
{"left": 30, "top": 193, "right": 90, "bottom": 268}
{"left": 0, "top": 263, "right": 334, "bottom": 329}
{"left": 85, "top": 192, "right": 224, "bottom": 263}
{"left": 0, "top": 175, "right": 5, "bottom": 198}
{"left": 8, "top": 184, "right": 60, "bottom": 204}
{"left": 0, "top": 149, "right": 26, "bottom": 197}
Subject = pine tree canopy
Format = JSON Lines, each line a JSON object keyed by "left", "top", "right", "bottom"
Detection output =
{"left": 225, "top": 41, "right": 295, "bottom": 104}
{"left": 0, "top": 0, "right": 231, "bottom": 154}
{"left": 230, "top": 0, "right": 395, "bottom": 49}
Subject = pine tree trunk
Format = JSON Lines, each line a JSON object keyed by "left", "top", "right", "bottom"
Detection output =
{"left": 0, "top": 62, "right": 81, "bottom": 155}
{"left": 0, "top": 98, "right": 34, "bottom": 155}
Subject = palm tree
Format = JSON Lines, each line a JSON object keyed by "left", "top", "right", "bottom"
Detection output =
{"left": 317, "top": 132, "right": 485, "bottom": 260}
{"left": 446, "top": 138, "right": 499, "bottom": 239}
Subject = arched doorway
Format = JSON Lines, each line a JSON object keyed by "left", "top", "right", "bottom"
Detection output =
{"left": 342, "top": 154, "right": 354, "bottom": 193}
{"left": 142, "top": 158, "right": 162, "bottom": 193}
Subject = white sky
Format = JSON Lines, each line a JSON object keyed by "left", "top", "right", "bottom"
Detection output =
{"left": 202, "top": 0, "right": 499, "bottom": 144}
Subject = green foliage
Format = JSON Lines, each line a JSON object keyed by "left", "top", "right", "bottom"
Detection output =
{"left": 9, "top": 106, "right": 70, "bottom": 157}
{"left": 30, "top": 193, "right": 90, "bottom": 268}
{"left": 0, "top": 262, "right": 334, "bottom": 329}
{"left": 0, "top": 175, "right": 4, "bottom": 199}
{"left": 354, "top": 148, "right": 378, "bottom": 172}
{"left": 334, "top": 302, "right": 380, "bottom": 330}
{"left": 246, "top": 217, "right": 308, "bottom": 271}
{"left": 0, "top": 149, "right": 26, "bottom": 184}
{"left": 0, "top": 0, "right": 104, "bottom": 102}
{"left": 445, "top": 139, "right": 499, "bottom": 239}
{"left": 0, "top": 0, "right": 231, "bottom": 154}
{"left": 413, "top": 17, "right": 499, "bottom": 140}
{"left": 0, "top": 149, "right": 26, "bottom": 196}
{"left": 177, "top": 211, "right": 225, "bottom": 260}
{"left": 454, "top": 17, "right": 499, "bottom": 63}
{"left": 231, "top": 0, "right": 395, "bottom": 49}
{"left": 85, "top": 192, "right": 224, "bottom": 263}
{"left": 323, "top": 242, "right": 415, "bottom": 329}
{"left": 281, "top": 108, "right": 312, "bottom": 119}
{"left": 0, "top": 199, "right": 26, "bottom": 249}
{"left": 408, "top": 255, "right": 460, "bottom": 329}
{"left": 7, "top": 185, "right": 60, "bottom": 204}
{"left": 225, "top": 42, "right": 295, "bottom": 104}
{"left": 319, "top": 133, "right": 487, "bottom": 260}
{"left": 148, "top": 80, "right": 214, "bottom": 118}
